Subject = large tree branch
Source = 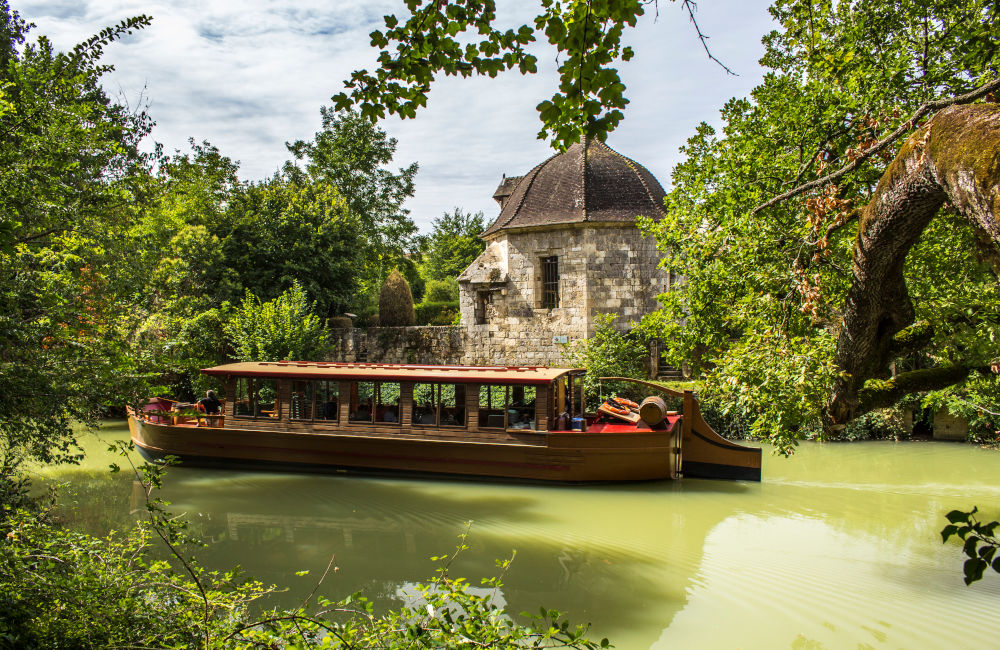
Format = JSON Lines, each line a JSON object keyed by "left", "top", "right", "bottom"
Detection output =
{"left": 826, "top": 103, "right": 1000, "bottom": 428}
{"left": 856, "top": 364, "right": 992, "bottom": 415}
{"left": 753, "top": 76, "right": 1000, "bottom": 215}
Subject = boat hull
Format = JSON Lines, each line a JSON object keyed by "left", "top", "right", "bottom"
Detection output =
{"left": 128, "top": 416, "right": 681, "bottom": 483}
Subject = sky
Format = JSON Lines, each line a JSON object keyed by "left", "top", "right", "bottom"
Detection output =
{"left": 17, "top": 0, "right": 776, "bottom": 233}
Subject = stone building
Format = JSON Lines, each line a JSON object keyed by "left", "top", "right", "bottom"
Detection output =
{"left": 458, "top": 137, "right": 671, "bottom": 366}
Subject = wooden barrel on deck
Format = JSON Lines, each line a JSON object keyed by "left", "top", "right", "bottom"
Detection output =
{"left": 639, "top": 396, "right": 668, "bottom": 426}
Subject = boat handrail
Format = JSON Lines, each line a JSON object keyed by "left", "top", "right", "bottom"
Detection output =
{"left": 597, "top": 377, "right": 688, "bottom": 400}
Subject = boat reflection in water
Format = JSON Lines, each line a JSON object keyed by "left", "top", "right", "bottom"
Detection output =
{"left": 127, "top": 467, "right": 754, "bottom": 648}
{"left": 50, "top": 427, "right": 1000, "bottom": 649}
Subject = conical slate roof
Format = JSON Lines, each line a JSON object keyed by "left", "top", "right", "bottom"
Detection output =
{"left": 481, "top": 138, "right": 667, "bottom": 238}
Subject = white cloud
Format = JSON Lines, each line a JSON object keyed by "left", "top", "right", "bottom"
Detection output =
{"left": 16, "top": 0, "right": 774, "bottom": 231}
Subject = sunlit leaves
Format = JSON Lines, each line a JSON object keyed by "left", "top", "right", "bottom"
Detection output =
{"left": 941, "top": 507, "right": 1000, "bottom": 585}
{"left": 642, "top": 0, "right": 1000, "bottom": 450}
{"left": 332, "top": 0, "right": 649, "bottom": 150}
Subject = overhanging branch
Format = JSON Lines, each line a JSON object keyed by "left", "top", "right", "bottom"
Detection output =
{"left": 752, "top": 76, "right": 1000, "bottom": 215}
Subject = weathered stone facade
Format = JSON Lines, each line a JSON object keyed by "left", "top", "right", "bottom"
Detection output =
{"left": 327, "top": 326, "right": 465, "bottom": 365}
{"left": 458, "top": 224, "right": 669, "bottom": 365}
{"left": 457, "top": 137, "right": 670, "bottom": 367}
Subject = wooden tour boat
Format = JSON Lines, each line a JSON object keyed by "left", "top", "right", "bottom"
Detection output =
{"left": 127, "top": 362, "right": 761, "bottom": 482}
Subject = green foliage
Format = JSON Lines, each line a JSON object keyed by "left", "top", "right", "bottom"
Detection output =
{"left": 841, "top": 408, "right": 907, "bottom": 441}
{"left": 379, "top": 269, "right": 416, "bottom": 327}
{"left": 286, "top": 107, "right": 418, "bottom": 303}
{"left": 1, "top": 446, "right": 611, "bottom": 649}
{"left": 564, "top": 313, "right": 648, "bottom": 407}
{"left": 425, "top": 278, "right": 460, "bottom": 302}
{"left": 225, "top": 282, "right": 330, "bottom": 362}
{"left": 0, "top": 2, "right": 154, "bottom": 479}
{"left": 922, "top": 374, "right": 1000, "bottom": 444}
{"left": 941, "top": 507, "right": 1000, "bottom": 585}
{"left": 332, "top": 0, "right": 656, "bottom": 149}
{"left": 419, "top": 208, "right": 487, "bottom": 282}
{"left": 642, "top": 0, "right": 1000, "bottom": 451}
{"left": 415, "top": 300, "right": 460, "bottom": 326}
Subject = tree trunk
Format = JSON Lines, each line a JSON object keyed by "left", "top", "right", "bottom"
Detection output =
{"left": 826, "top": 103, "right": 1000, "bottom": 428}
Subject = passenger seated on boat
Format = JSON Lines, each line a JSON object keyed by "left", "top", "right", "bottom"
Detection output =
{"left": 195, "top": 390, "right": 223, "bottom": 427}
{"left": 322, "top": 400, "right": 338, "bottom": 420}
{"left": 351, "top": 400, "right": 372, "bottom": 422}
{"left": 197, "top": 390, "right": 222, "bottom": 414}
{"left": 419, "top": 409, "right": 436, "bottom": 424}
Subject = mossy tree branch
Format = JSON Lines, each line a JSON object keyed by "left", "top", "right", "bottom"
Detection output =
{"left": 857, "top": 364, "right": 992, "bottom": 414}
{"left": 826, "top": 103, "right": 1000, "bottom": 428}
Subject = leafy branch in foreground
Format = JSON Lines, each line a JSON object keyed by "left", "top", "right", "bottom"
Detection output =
{"left": 2, "top": 443, "right": 611, "bottom": 649}
{"left": 332, "top": 0, "right": 730, "bottom": 149}
{"left": 941, "top": 507, "right": 1000, "bottom": 585}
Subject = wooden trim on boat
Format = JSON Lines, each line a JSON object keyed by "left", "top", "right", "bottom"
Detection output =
{"left": 127, "top": 365, "right": 759, "bottom": 483}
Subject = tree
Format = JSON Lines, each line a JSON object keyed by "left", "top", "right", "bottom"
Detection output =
{"left": 0, "top": 2, "right": 153, "bottom": 482}
{"left": 224, "top": 282, "right": 330, "bottom": 362}
{"left": 332, "top": 0, "right": 722, "bottom": 150}
{"left": 636, "top": 0, "right": 1000, "bottom": 451}
{"left": 420, "top": 207, "right": 487, "bottom": 282}
{"left": 286, "top": 108, "right": 418, "bottom": 303}
{"left": 379, "top": 269, "right": 416, "bottom": 326}
{"left": 223, "top": 174, "right": 365, "bottom": 318}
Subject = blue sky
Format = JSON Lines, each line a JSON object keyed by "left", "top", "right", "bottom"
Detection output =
{"left": 19, "top": 0, "right": 775, "bottom": 232}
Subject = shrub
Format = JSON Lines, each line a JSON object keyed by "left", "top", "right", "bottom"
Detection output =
{"left": 424, "top": 277, "right": 459, "bottom": 302}
{"left": 842, "top": 407, "right": 907, "bottom": 441}
{"left": 224, "top": 281, "right": 330, "bottom": 361}
{"left": 563, "top": 313, "right": 649, "bottom": 409}
{"left": 415, "top": 300, "right": 460, "bottom": 325}
{"left": 378, "top": 269, "right": 415, "bottom": 326}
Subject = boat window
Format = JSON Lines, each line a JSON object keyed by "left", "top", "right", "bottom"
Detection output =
{"left": 413, "top": 383, "right": 466, "bottom": 427}
{"left": 291, "top": 379, "right": 338, "bottom": 421}
{"left": 376, "top": 382, "right": 400, "bottom": 424}
{"left": 234, "top": 377, "right": 253, "bottom": 418}
{"left": 315, "top": 380, "right": 339, "bottom": 421}
{"left": 290, "top": 380, "right": 314, "bottom": 420}
{"left": 412, "top": 383, "right": 438, "bottom": 425}
{"left": 232, "top": 377, "right": 279, "bottom": 419}
{"left": 508, "top": 385, "right": 536, "bottom": 430}
{"left": 441, "top": 383, "right": 465, "bottom": 427}
{"left": 478, "top": 385, "right": 507, "bottom": 429}
{"left": 256, "top": 379, "right": 279, "bottom": 418}
{"left": 349, "top": 382, "right": 375, "bottom": 423}
{"left": 571, "top": 373, "right": 585, "bottom": 417}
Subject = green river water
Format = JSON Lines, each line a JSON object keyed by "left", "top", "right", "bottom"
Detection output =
{"left": 34, "top": 421, "right": 1000, "bottom": 649}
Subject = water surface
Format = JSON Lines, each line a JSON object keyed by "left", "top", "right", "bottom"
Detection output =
{"left": 36, "top": 422, "right": 1000, "bottom": 649}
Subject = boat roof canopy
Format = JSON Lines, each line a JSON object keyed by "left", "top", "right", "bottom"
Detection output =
{"left": 201, "top": 361, "right": 584, "bottom": 385}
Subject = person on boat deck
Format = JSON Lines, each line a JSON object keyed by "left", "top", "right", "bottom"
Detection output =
{"left": 352, "top": 400, "right": 372, "bottom": 421}
{"left": 419, "top": 406, "right": 436, "bottom": 424}
{"left": 322, "top": 399, "right": 337, "bottom": 420}
{"left": 197, "top": 390, "right": 222, "bottom": 414}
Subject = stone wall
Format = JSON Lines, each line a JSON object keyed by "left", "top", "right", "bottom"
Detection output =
{"left": 328, "top": 326, "right": 466, "bottom": 365}
{"left": 458, "top": 223, "right": 668, "bottom": 366}
{"left": 325, "top": 324, "right": 582, "bottom": 368}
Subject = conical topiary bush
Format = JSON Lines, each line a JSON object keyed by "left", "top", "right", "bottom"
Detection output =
{"left": 379, "top": 269, "right": 415, "bottom": 326}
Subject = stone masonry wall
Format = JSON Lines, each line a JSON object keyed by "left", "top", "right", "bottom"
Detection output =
{"left": 458, "top": 224, "right": 669, "bottom": 366}
{"left": 328, "top": 326, "right": 466, "bottom": 365}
